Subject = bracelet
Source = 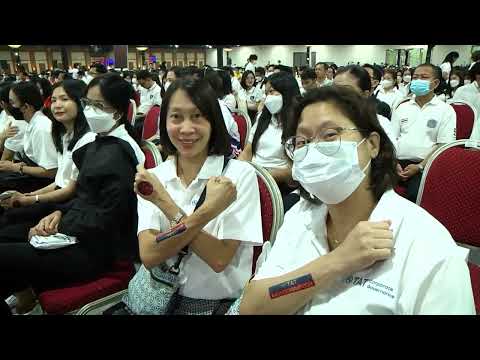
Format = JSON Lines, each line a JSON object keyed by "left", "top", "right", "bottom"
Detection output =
{"left": 19, "top": 164, "right": 24, "bottom": 175}
{"left": 35, "top": 195, "right": 40, "bottom": 203}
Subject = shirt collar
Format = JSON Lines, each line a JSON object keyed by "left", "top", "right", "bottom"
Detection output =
{"left": 411, "top": 94, "right": 439, "bottom": 107}
{"left": 28, "top": 110, "right": 44, "bottom": 126}
{"left": 163, "top": 155, "right": 225, "bottom": 183}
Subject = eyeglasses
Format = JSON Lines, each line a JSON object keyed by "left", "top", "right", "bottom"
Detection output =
{"left": 284, "top": 127, "right": 364, "bottom": 161}
{"left": 80, "top": 98, "right": 113, "bottom": 112}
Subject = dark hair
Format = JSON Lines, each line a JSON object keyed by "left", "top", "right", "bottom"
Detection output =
{"left": 136, "top": 70, "right": 152, "bottom": 80}
{"left": 86, "top": 73, "right": 140, "bottom": 146}
{"left": 285, "top": 85, "right": 398, "bottom": 202}
{"left": 217, "top": 70, "right": 233, "bottom": 96}
{"left": 300, "top": 68, "right": 316, "bottom": 81}
{"left": 469, "top": 62, "right": 480, "bottom": 80}
{"left": 50, "top": 80, "right": 89, "bottom": 154}
{"left": 446, "top": 69, "right": 465, "bottom": 98}
{"left": 167, "top": 66, "right": 182, "bottom": 79}
{"left": 91, "top": 63, "right": 107, "bottom": 74}
{"left": 336, "top": 65, "right": 372, "bottom": 92}
{"left": 220, "top": 66, "right": 234, "bottom": 77}
{"left": 159, "top": 78, "right": 231, "bottom": 157}
{"left": 0, "top": 82, "right": 13, "bottom": 105}
{"left": 252, "top": 72, "right": 301, "bottom": 155}
{"left": 240, "top": 70, "right": 256, "bottom": 90}
{"left": 267, "top": 64, "right": 275, "bottom": 71}
{"left": 203, "top": 70, "right": 224, "bottom": 99}
{"left": 443, "top": 51, "right": 460, "bottom": 64}
{"left": 249, "top": 54, "right": 258, "bottom": 62}
{"left": 255, "top": 67, "right": 265, "bottom": 76}
{"left": 31, "top": 77, "right": 53, "bottom": 100}
{"left": 363, "top": 63, "right": 383, "bottom": 81}
{"left": 11, "top": 81, "right": 44, "bottom": 111}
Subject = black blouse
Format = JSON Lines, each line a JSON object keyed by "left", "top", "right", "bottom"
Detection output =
{"left": 56, "top": 135, "right": 140, "bottom": 263}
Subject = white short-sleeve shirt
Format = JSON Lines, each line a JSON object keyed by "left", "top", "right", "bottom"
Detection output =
{"left": 0, "top": 110, "right": 10, "bottom": 134}
{"left": 218, "top": 99, "right": 240, "bottom": 142}
{"left": 254, "top": 190, "right": 475, "bottom": 315}
{"left": 452, "top": 81, "right": 480, "bottom": 120}
{"left": 137, "top": 156, "right": 263, "bottom": 299}
{"left": 238, "top": 87, "right": 263, "bottom": 106}
{"left": 106, "top": 124, "right": 145, "bottom": 166}
{"left": 222, "top": 94, "right": 237, "bottom": 112}
{"left": 137, "top": 82, "right": 162, "bottom": 114}
{"left": 55, "top": 131, "right": 96, "bottom": 188}
{"left": 375, "top": 87, "right": 405, "bottom": 110}
{"left": 245, "top": 62, "right": 256, "bottom": 73}
{"left": 391, "top": 96, "right": 457, "bottom": 161}
{"left": 231, "top": 77, "right": 242, "bottom": 96}
{"left": 23, "top": 111, "right": 58, "bottom": 169}
{"left": 248, "top": 114, "right": 289, "bottom": 169}
{"left": 440, "top": 62, "right": 452, "bottom": 79}
{"left": 377, "top": 114, "right": 397, "bottom": 151}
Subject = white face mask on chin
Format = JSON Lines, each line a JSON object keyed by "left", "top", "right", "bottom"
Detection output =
{"left": 83, "top": 105, "right": 118, "bottom": 134}
{"left": 292, "top": 138, "right": 371, "bottom": 204}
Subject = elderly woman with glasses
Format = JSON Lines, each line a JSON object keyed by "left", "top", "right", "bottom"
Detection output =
{"left": 238, "top": 85, "right": 475, "bottom": 315}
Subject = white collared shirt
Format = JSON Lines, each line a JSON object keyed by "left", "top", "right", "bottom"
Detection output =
{"left": 238, "top": 86, "right": 263, "bottom": 105}
{"left": 231, "top": 77, "right": 242, "bottom": 96}
{"left": 377, "top": 114, "right": 397, "bottom": 151}
{"left": 138, "top": 82, "right": 162, "bottom": 114}
{"left": 137, "top": 155, "right": 263, "bottom": 299}
{"left": 317, "top": 78, "right": 333, "bottom": 87}
{"left": 248, "top": 114, "right": 289, "bottom": 169}
{"left": 452, "top": 81, "right": 480, "bottom": 120}
{"left": 218, "top": 99, "right": 240, "bottom": 142}
{"left": 391, "top": 95, "right": 457, "bottom": 161}
{"left": 106, "top": 124, "right": 145, "bottom": 166}
{"left": 23, "top": 110, "right": 58, "bottom": 169}
{"left": 245, "top": 62, "right": 256, "bottom": 73}
{"left": 375, "top": 86, "right": 405, "bottom": 110}
{"left": 55, "top": 132, "right": 96, "bottom": 188}
{"left": 222, "top": 94, "right": 237, "bottom": 112}
{"left": 254, "top": 190, "right": 475, "bottom": 314}
{"left": 0, "top": 110, "right": 10, "bottom": 134}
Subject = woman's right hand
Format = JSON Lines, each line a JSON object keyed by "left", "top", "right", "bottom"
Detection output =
{"left": 332, "top": 220, "right": 394, "bottom": 275}
{"left": 0, "top": 191, "right": 23, "bottom": 209}
{"left": 134, "top": 164, "right": 171, "bottom": 206}
{"left": 202, "top": 176, "right": 237, "bottom": 218}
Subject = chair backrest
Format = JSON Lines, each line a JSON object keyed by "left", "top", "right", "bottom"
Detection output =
{"left": 417, "top": 140, "right": 480, "bottom": 247}
{"left": 449, "top": 101, "right": 477, "bottom": 140}
{"left": 248, "top": 162, "right": 284, "bottom": 274}
{"left": 231, "top": 109, "right": 252, "bottom": 150}
{"left": 142, "top": 105, "right": 160, "bottom": 140}
{"left": 142, "top": 140, "right": 163, "bottom": 169}
{"left": 127, "top": 99, "right": 137, "bottom": 125}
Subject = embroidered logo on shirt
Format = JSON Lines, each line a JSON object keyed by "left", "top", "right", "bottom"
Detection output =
{"left": 427, "top": 119, "right": 438, "bottom": 128}
{"left": 400, "top": 118, "right": 408, "bottom": 125}
{"left": 345, "top": 276, "right": 395, "bottom": 299}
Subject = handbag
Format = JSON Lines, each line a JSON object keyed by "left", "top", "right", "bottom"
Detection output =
{"left": 123, "top": 157, "right": 230, "bottom": 315}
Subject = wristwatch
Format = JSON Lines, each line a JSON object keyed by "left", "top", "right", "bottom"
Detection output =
{"left": 417, "top": 163, "right": 424, "bottom": 172}
{"left": 19, "top": 163, "right": 24, "bottom": 175}
{"left": 35, "top": 195, "right": 40, "bottom": 203}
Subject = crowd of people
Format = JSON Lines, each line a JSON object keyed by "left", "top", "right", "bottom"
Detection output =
{"left": 0, "top": 47, "right": 478, "bottom": 315}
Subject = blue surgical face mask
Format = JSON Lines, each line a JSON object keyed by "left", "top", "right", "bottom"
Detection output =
{"left": 410, "top": 79, "right": 432, "bottom": 96}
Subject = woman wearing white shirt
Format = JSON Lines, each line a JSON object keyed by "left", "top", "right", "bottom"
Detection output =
{"left": 0, "top": 82, "right": 19, "bottom": 156}
{"left": 398, "top": 68, "right": 413, "bottom": 97}
{"left": 453, "top": 62, "right": 480, "bottom": 118}
{"left": 240, "top": 85, "right": 475, "bottom": 315}
{"left": 238, "top": 72, "right": 301, "bottom": 193}
{"left": 238, "top": 70, "right": 264, "bottom": 123}
{"left": 440, "top": 51, "right": 459, "bottom": 81}
{"left": 0, "top": 82, "right": 58, "bottom": 194}
{"left": 446, "top": 69, "right": 464, "bottom": 100}
{"left": 124, "top": 78, "right": 263, "bottom": 314}
{"left": 374, "top": 68, "right": 404, "bottom": 110}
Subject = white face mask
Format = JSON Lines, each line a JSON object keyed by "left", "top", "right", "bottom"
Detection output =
{"left": 382, "top": 79, "right": 394, "bottom": 88}
{"left": 449, "top": 79, "right": 460, "bottom": 88}
{"left": 403, "top": 75, "right": 411, "bottom": 83}
{"left": 464, "top": 80, "right": 471, "bottom": 85}
{"left": 264, "top": 94, "right": 283, "bottom": 114}
{"left": 164, "top": 81, "right": 171, "bottom": 91}
{"left": 292, "top": 139, "right": 370, "bottom": 204}
{"left": 83, "top": 105, "right": 117, "bottom": 134}
{"left": 132, "top": 78, "right": 138, "bottom": 85}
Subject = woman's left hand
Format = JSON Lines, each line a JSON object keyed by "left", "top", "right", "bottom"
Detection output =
{"left": 0, "top": 161, "right": 20, "bottom": 173}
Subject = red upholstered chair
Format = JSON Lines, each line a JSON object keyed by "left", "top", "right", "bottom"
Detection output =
{"left": 142, "top": 105, "right": 160, "bottom": 140}
{"left": 416, "top": 140, "right": 480, "bottom": 313}
{"left": 448, "top": 100, "right": 477, "bottom": 140}
{"left": 394, "top": 184, "right": 408, "bottom": 198}
{"left": 37, "top": 145, "right": 162, "bottom": 314}
{"left": 231, "top": 109, "right": 252, "bottom": 150}
{"left": 248, "top": 162, "right": 284, "bottom": 274}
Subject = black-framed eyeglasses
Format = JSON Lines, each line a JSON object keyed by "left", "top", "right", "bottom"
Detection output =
{"left": 284, "top": 127, "right": 365, "bottom": 160}
{"left": 81, "top": 98, "right": 114, "bottom": 112}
